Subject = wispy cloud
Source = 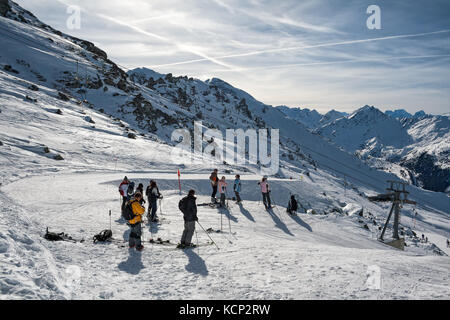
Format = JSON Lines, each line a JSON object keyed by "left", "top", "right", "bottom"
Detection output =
{"left": 150, "top": 29, "right": 450, "bottom": 68}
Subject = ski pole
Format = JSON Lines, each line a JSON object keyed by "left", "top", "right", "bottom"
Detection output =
{"left": 196, "top": 220, "right": 220, "bottom": 250}
{"left": 221, "top": 208, "right": 223, "bottom": 232}
{"left": 109, "top": 210, "right": 112, "bottom": 230}
{"left": 226, "top": 188, "right": 232, "bottom": 234}
{"left": 195, "top": 229, "right": 199, "bottom": 252}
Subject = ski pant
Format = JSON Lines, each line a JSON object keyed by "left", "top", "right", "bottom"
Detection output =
{"left": 220, "top": 193, "right": 226, "bottom": 207}
{"left": 262, "top": 192, "right": 271, "bottom": 208}
{"left": 150, "top": 200, "right": 158, "bottom": 220}
{"left": 181, "top": 221, "right": 196, "bottom": 245}
{"left": 147, "top": 198, "right": 152, "bottom": 215}
{"left": 234, "top": 191, "right": 242, "bottom": 202}
{"left": 121, "top": 196, "right": 127, "bottom": 212}
{"left": 211, "top": 185, "right": 218, "bottom": 199}
{"left": 129, "top": 222, "right": 142, "bottom": 247}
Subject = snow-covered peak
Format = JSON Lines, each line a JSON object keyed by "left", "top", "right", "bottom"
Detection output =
{"left": 385, "top": 109, "right": 428, "bottom": 119}
{"left": 317, "top": 105, "right": 411, "bottom": 152}
{"left": 320, "top": 109, "right": 347, "bottom": 125}
{"left": 128, "top": 67, "right": 165, "bottom": 81}
{"left": 385, "top": 109, "right": 413, "bottom": 119}
{"left": 276, "top": 106, "right": 323, "bottom": 129}
{"left": 349, "top": 105, "right": 386, "bottom": 120}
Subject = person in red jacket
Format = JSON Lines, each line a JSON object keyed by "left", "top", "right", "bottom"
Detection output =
{"left": 118, "top": 176, "right": 130, "bottom": 212}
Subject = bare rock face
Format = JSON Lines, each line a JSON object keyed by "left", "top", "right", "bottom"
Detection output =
{"left": 53, "top": 154, "right": 64, "bottom": 161}
{"left": 57, "top": 92, "right": 70, "bottom": 101}
{"left": 0, "top": 0, "right": 11, "bottom": 17}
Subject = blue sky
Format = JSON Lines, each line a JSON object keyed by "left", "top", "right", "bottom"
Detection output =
{"left": 15, "top": 0, "right": 450, "bottom": 114}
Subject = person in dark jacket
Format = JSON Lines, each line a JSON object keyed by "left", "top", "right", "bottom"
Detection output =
{"left": 234, "top": 174, "right": 242, "bottom": 203}
{"left": 146, "top": 180, "right": 162, "bottom": 222}
{"left": 209, "top": 169, "right": 219, "bottom": 204}
{"left": 136, "top": 183, "right": 146, "bottom": 206}
{"left": 126, "top": 182, "right": 135, "bottom": 201}
{"left": 287, "top": 195, "right": 298, "bottom": 215}
{"left": 178, "top": 189, "right": 198, "bottom": 249}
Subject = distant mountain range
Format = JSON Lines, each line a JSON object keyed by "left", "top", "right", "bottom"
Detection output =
{"left": 277, "top": 105, "right": 449, "bottom": 192}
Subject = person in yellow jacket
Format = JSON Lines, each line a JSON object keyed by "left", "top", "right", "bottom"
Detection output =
{"left": 128, "top": 192, "right": 145, "bottom": 251}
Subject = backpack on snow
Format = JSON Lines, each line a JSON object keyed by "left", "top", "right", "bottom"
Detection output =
{"left": 178, "top": 196, "right": 188, "bottom": 214}
{"left": 93, "top": 229, "right": 113, "bottom": 243}
{"left": 122, "top": 200, "right": 136, "bottom": 221}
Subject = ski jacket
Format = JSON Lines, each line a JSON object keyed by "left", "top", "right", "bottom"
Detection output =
{"left": 259, "top": 181, "right": 269, "bottom": 193}
{"left": 183, "top": 195, "right": 198, "bottom": 222}
{"left": 218, "top": 180, "right": 227, "bottom": 194}
{"left": 128, "top": 199, "right": 145, "bottom": 225}
{"left": 119, "top": 181, "right": 129, "bottom": 196}
{"left": 288, "top": 198, "right": 298, "bottom": 212}
{"left": 234, "top": 179, "right": 241, "bottom": 192}
{"left": 147, "top": 186, "right": 161, "bottom": 203}
{"left": 210, "top": 172, "right": 218, "bottom": 186}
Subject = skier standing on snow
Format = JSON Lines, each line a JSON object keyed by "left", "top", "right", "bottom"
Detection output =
{"left": 145, "top": 180, "right": 154, "bottom": 216}
{"left": 178, "top": 189, "right": 198, "bottom": 249}
{"left": 218, "top": 176, "right": 228, "bottom": 208}
{"left": 126, "top": 192, "right": 145, "bottom": 251}
{"left": 136, "top": 183, "right": 144, "bottom": 196}
{"left": 126, "top": 181, "right": 135, "bottom": 201}
{"left": 147, "top": 180, "right": 162, "bottom": 222}
{"left": 136, "top": 183, "right": 146, "bottom": 206}
{"left": 258, "top": 177, "right": 272, "bottom": 209}
{"left": 118, "top": 176, "right": 130, "bottom": 211}
{"left": 287, "top": 195, "right": 298, "bottom": 215}
{"left": 210, "top": 169, "right": 219, "bottom": 204}
{"left": 234, "top": 174, "right": 242, "bottom": 203}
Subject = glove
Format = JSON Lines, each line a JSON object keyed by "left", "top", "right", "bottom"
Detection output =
{"left": 195, "top": 217, "right": 198, "bottom": 222}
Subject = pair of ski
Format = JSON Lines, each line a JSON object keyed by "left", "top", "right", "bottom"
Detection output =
{"left": 206, "top": 227, "right": 235, "bottom": 235}
{"left": 148, "top": 238, "right": 214, "bottom": 250}
{"left": 145, "top": 217, "right": 167, "bottom": 225}
{"left": 198, "top": 203, "right": 230, "bottom": 209}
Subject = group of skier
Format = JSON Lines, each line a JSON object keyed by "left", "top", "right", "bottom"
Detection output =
{"left": 209, "top": 169, "right": 243, "bottom": 208}
{"left": 118, "top": 171, "right": 300, "bottom": 251}
{"left": 209, "top": 169, "right": 298, "bottom": 213}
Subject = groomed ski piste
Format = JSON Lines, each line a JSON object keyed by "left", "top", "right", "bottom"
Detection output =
{"left": 1, "top": 115, "right": 449, "bottom": 300}
{"left": 0, "top": 1, "right": 449, "bottom": 300}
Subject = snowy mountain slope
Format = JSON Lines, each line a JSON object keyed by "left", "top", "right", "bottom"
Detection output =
{"left": 276, "top": 106, "right": 347, "bottom": 129}
{"left": 316, "top": 105, "right": 413, "bottom": 152}
{"left": 385, "top": 109, "right": 427, "bottom": 119}
{"left": 314, "top": 106, "right": 449, "bottom": 192}
{"left": 275, "top": 106, "right": 323, "bottom": 129}
{"left": 0, "top": 0, "right": 449, "bottom": 300}
{"left": 127, "top": 68, "right": 413, "bottom": 197}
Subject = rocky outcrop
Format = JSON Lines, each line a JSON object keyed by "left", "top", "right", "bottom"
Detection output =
{"left": 0, "top": 0, "right": 11, "bottom": 17}
{"left": 402, "top": 153, "right": 449, "bottom": 192}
